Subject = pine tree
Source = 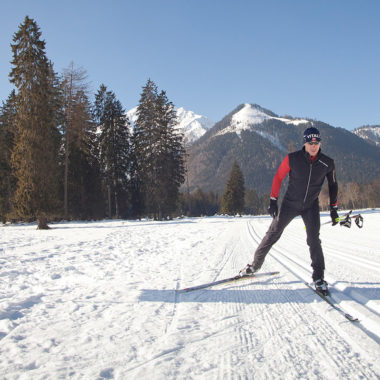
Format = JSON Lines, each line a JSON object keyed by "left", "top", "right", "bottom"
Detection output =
{"left": 154, "top": 90, "right": 186, "bottom": 218}
{"left": 132, "top": 79, "right": 159, "bottom": 217}
{"left": 133, "top": 79, "right": 185, "bottom": 219}
{"left": 0, "top": 92, "right": 17, "bottom": 222}
{"left": 221, "top": 161, "right": 245, "bottom": 215}
{"left": 94, "top": 85, "right": 131, "bottom": 218}
{"left": 9, "top": 16, "right": 62, "bottom": 228}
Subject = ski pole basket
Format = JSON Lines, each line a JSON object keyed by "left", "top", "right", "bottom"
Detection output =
{"left": 352, "top": 214, "right": 364, "bottom": 228}
{"left": 338, "top": 210, "right": 364, "bottom": 229}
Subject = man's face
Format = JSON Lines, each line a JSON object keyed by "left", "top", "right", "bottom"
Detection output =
{"left": 304, "top": 138, "right": 321, "bottom": 157}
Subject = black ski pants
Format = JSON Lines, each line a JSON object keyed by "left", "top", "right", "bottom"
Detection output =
{"left": 252, "top": 199, "right": 325, "bottom": 281}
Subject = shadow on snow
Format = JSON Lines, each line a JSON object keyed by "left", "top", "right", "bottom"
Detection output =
{"left": 139, "top": 281, "right": 380, "bottom": 306}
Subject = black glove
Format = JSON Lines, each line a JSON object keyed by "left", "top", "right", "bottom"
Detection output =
{"left": 330, "top": 206, "right": 339, "bottom": 226}
{"left": 268, "top": 198, "right": 278, "bottom": 218}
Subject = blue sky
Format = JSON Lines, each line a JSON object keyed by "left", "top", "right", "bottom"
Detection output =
{"left": 1, "top": 0, "right": 380, "bottom": 130}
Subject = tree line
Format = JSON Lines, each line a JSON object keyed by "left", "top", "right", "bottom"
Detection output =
{"left": 182, "top": 162, "right": 380, "bottom": 217}
{"left": 0, "top": 16, "right": 185, "bottom": 227}
{"left": 1, "top": 17, "right": 379, "bottom": 227}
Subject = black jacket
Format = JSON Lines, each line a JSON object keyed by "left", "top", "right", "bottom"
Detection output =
{"left": 283, "top": 148, "right": 338, "bottom": 210}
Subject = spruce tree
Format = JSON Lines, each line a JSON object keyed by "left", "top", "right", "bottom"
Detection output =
{"left": 132, "top": 79, "right": 159, "bottom": 217}
{"left": 155, "top": 90, "right": 185, "bottom": 218}
{"left": 0, "top": 92, "right": 17, "bottom": 222}
{"left": 94, "top": 85, "right": 131, "bottom": 218}
{"left": 133, "top": 79, "right": 185, "bottom": 219}
{"left": 9, "top": 16, "right": 61, "bottom": 228}
{"left": 221, "top": 161, "right": 245, "bottom": 215}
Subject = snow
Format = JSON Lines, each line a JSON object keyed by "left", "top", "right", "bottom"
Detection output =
{"left": 231, "top": 103, "right": 272, "bottom": 127}
{"left": 218, "top": 103, "right": 309, "bottom": 135}
{"left": 126, "top": 106, "right": 139, "bottom": 124}
{"left": 126, "top": 106, "right": 214, "bottom": 145}
{"left": 353, "top": 126, "right": 380, "bottom": 146}
{"left": 216, "top": 104, "right": 310, "bottom": 148}
{"left": 354, "top": 126, "right": 380, "bottom": 137}
{"left": 1, "top": 210, "right": 380, "bottom": 379}
{"left": 254, "top": 130, "right": 286, "bottom": 152}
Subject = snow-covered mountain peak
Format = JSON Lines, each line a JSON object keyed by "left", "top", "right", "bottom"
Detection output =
{"left": 231, "top": 103, "right": 272, "bottom": 126}
{"left": 219, "top": 103, "right": 310, "bottom": 137}
{"left": 353, "top": 125, "right": 380, "bottom": 147}
{"left": 212, "top": 103, "right": 310, "bottom": 152}
{"left": 126, "top": 106, "right": 214, "bottom": 145}
{"left": 126, "top": 106, "right": 138, "bottom": 124}
{"left": 175, "top": 107, "right": 214, "bottom": 145}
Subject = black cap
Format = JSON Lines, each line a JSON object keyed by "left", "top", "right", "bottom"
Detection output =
{"left": 303, "top": 127, "right": 321, "bottom": 143}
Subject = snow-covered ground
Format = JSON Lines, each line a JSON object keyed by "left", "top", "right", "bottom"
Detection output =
{"left": 1, "top": 210, "right": 379, "bottom": 379}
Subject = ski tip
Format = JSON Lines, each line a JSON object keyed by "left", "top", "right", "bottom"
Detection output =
{"left": 176, "top": 288, "right": 190, "bottom": 293}
{"left": 345, "top": 313, "right": 359, "bottom": 322}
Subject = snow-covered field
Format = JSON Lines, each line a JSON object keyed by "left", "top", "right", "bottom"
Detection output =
{"left": 1, "top": 210, "right": 379, "bottom": 379}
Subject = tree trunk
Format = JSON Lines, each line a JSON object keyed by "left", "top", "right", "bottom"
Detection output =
{"left": 107, "top": 184, "right": 112, "bottom": 218}
{"left": 37, "top": 217, "right": 50, "bottom": 230}
{"left": 64, "top": 143, "right": 69, "bottom": 219}
{"left": 6, "top": 174, "right": 14, "bottom": 216}
{"left": 114, "top": 178, "right": 119, "bottom": 218}
{"left": 80, "top": 174, "right": 85, "bottom": 219}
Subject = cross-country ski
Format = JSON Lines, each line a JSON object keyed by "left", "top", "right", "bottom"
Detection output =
{"left": 304, "top": 282, "right": 359, "bottom": 322}
{"left": 177, "top": 271, "right": 280, "bottom": 293}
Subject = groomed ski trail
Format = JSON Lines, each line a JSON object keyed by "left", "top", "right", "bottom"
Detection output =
{"left": 130, "top": 216, "right": 380, "bottom": 379}
{"left": 244, "top": 216, "right": 380, "bottom": 369}
{"left": 1, "top": 215, "right": 379, "bottom": 379}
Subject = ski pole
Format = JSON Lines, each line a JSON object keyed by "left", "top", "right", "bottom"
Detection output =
{"left": 321, "top": 211, "right": 363, "bottom": 228}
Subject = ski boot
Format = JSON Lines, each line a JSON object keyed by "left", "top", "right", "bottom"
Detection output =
{"left": 314, "top": 279, "right": 329, "bottom": 296}
{"left": 239, "top": 264, "right": 258, "bottom": 277}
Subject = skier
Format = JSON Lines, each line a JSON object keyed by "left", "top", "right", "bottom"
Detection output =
{"left": 240, "top": 127, "right": 339, "bottom": 295}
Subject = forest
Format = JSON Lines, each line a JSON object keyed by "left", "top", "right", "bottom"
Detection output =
{"left": 0, "top": 16, "right": 185, "bottom": 227}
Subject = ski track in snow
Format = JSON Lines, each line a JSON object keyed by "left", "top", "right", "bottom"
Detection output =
{"left": 0, "top": 212, "right": 379, "bottom": 379}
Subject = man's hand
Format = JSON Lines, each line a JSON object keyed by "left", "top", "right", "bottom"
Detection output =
{"left": 330, "top": 206, "right": 339, "bottom": 226}
{"left": 268, "top": 197, "right": 278, "bottom": 218}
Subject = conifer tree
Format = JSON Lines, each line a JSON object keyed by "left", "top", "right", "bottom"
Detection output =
{"left": 129, "top": 137, "right": 144, "bottom": 218}
{"left": 94, "top": 85, "right": 131, "bottom": 218}
{"left": 155, "top": 90, "right": 186, "bottom": 218}
{"left": 9, "top": 16, "right": 62, "bottom": 228}
{"left": 0, "top": 92, "right": 17, "bottom": 222}
{"left": 133, "top": 79, "right": 185, "bottom": 219}
{"left": 221, "top": 161, "right": 245, "bottom": 215}
{"left": 132, "top": 79, "right": 158, "bottom": 217}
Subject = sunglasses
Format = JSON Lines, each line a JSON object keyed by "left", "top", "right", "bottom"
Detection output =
{"left": 307, "top": 141, "right": 320, "bottom": 146}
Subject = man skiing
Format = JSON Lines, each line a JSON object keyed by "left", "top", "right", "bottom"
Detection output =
{"left": 240, "top": 127, "right": 339, "bottom": 295}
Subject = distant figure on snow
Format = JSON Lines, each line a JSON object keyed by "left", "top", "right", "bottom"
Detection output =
{"left": 239, "top": 127, "right": 339, "bottom": 295}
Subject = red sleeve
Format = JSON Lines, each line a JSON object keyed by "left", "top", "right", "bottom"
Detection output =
{"left": 270, "top": 155, "right": 290, "bottom": 198}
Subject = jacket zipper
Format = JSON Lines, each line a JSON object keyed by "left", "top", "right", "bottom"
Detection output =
{"left": 303, "top": 163, "right": 312, "bottom": 204}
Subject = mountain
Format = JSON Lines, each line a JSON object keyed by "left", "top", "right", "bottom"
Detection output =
{"left": 186, "top": 103, "right": 380, "bottom": 195}
{"left": 126, "top": 106, "right": 214, "bottom": 145}
{"left": 352, "top": 125, "right": 380, "bottom": 147}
